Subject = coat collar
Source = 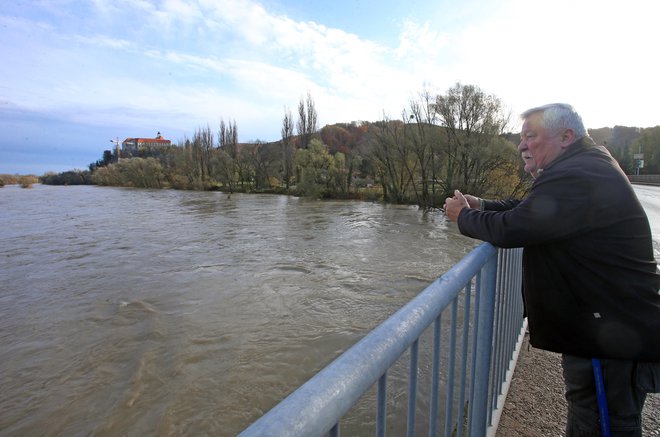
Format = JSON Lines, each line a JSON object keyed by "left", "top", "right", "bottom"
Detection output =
{"left": 541, "top": 136, "right": 597, "bottom": 172}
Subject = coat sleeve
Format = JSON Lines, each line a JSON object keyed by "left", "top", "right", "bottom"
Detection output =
{"left": 482, "top": 199, "right": 521, "bottom": 211}
{"left": 457, "top": 168, "right": 606, "bottom": 248}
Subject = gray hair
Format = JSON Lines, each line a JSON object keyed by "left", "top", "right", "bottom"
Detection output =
{"left": 521, "top": 103, "right": 587, "bottom": 139}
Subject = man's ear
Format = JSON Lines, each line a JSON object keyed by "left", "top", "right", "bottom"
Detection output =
{"left": 560, "top": 128, "right": 576, "bottom": 148}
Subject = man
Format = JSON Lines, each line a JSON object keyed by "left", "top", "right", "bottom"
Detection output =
{"left": 444, "top": 103, "right": 660, "bottom": 436}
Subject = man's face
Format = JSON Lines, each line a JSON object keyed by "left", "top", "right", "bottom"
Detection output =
{"left": 517, "top": 112, "right": 566, "bottom": 173}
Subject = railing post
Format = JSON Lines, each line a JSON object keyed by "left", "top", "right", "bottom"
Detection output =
{"left": 470, "top": 251, "right": 498, "bottom": 436}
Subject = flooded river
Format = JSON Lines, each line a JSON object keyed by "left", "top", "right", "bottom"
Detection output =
{"left": 0, "top": 185, "right": 475, "bottom": 436}
{"left": 2, "top": 184, "right": 658, "bottom": 436}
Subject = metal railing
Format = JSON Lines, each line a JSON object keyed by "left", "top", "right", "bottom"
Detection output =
{"left": 239, "top": 243, "right": 525, "bottom": 437}
{"left": 628, "top": 174, "right": 660, "bottom": 185}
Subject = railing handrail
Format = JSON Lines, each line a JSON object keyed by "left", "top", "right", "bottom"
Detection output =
{"left": 239, "top": 243, "right": 524, "bottom": 436}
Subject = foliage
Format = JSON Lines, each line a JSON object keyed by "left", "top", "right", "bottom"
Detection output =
{"left": 41, "top": 171, "right": 93, "bottom": 185}
{"left": 588, "top": 125, "right": 660, "bottom": 175}
{"left": 632, "top": 126, "right": 660, "bottom": 174}
{"left": 434, "top": 82, "right": 512, "bottom": 199}
{"left": 19, "top": 175, "right": 38, "bottom": 188}
{"left": 92, "top": 158, "right": 164, "bottom": 188}
{"left": 72, "top": 84, "right": 657, "bottom": 209}
{"left": 366, "top": 117, "right": 412, "bottom": 204}
{"left": 293, "top": 139, "right": 334, "bottom": 198}
{"left": 0, "top": 174, "right": 31, "bottom": 185}
{"left": 89, "top": 150, "right": 114, "bottom": 171}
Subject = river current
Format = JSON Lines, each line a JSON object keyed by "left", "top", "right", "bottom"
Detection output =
{"left": 1, "top": 185, "right": 477, "bottom": 436}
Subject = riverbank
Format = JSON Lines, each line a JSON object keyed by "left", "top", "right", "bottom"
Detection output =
{"left": 496, "top": 332, "right": 660, "bottom": 436}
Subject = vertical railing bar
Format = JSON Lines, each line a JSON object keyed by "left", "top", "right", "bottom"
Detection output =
{"left": 456, "top": 281, "right": 472, "bottom": 437}
{"left": 408, "top": 340, "right": 419, "bottom": 437}
{"left": 504, "top": 249, "right": 516, "bottom": 373}
{"left": 466, "top": 270, "right": 482, "bottom": 437}
{"left": 377, "top": 372, "right": 387, "bottom": 437}
{"left": 471, "top": 252, "right": 498, "bottom": 436}
{"left": 239, "top": 244, "right": 531, "bottom": 437}
{"left": 495, "top": 251, "right": 507, "bottom": 399}
{"left": 429, "top": 315, "right": 442, "bottom": 437}
{"left": 504, "top": 250, "right": 515, "bottom": 378}
{"left": 487, "top": 252, "right": 505, "bottom": 420}
{"left": 488, "top": 249, "right": 506, "bottom": 418}
{"left": 497, "top": 250, "right": 511, "bottom": 408}
{"left": 443, "top": 297, "right": 459, "bottom": 437}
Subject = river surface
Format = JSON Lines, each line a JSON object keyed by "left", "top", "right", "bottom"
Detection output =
{"left": 0, "top": 185, "right": 476, "bottom": 436}
{"left": 2, "top": 184, "right": 659, "bottom": 437}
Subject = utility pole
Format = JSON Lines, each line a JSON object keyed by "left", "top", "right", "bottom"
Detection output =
{"left": 110, "top": 137, "right": 121, "bottom": 162}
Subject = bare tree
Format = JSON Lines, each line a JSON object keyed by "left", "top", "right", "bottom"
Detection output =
{"left": 186, "top": 125, "right": 214, "bottom": 187}
{"left": 367, "top": 114, "right": 413, "bottom": 204}
{"left": 296, "top": 91, "right": 318, "bottom": 148}
{"left": 433, "top": 83, "right": 512, "bottom": 198}
{"left": 217, "top": 118, "right": 239, "bottom": 192}
{"left": 281, "top": 107, "right": 295, "bottom": 189}
{"left": 403, "top": 89, "right": 444, "bottom": 208}
{"left": 219, "top": 118, "right": 238, "bottom": 157}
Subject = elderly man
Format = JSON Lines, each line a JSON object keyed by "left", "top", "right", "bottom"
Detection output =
{"left": 444, "top": 103, "right": 660, "bottom": 436}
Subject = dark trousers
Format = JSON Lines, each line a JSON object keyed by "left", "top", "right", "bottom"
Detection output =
{"left": 562, "top": 354, "right": 660, "bottom": 436}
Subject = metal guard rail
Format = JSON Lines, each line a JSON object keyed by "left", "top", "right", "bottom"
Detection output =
{"left": 239, "top": 243, "right": 525, "bottom": 437}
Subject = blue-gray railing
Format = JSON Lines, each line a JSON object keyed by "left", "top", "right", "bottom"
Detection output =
{"left": 239, "top": 243, "right": 525, "bottom": 437}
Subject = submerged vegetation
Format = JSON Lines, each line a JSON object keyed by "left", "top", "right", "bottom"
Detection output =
{"left": 0, "top": 174, "right": 39, "bottom": 188}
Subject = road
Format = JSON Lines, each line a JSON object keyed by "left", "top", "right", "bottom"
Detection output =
{"left": 634, "top": 184, "right": 660, "bottom": 257}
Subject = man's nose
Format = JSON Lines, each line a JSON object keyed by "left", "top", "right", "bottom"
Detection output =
{"left": 517, "top": 140, "right": 526, "bottom": 152}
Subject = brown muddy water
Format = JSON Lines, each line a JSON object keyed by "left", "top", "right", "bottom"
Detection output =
{"left": 1, "top": 185, "right": 479, "bottom": 436}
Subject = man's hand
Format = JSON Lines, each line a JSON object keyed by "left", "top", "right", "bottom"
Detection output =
{"left": 444, "top": 190, "right": 470, "bottom": 223}
{"left": 463, "top": 194, "right": 481, "bottom": 209}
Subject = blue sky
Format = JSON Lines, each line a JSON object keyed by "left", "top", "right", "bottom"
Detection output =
{"left": 1, "top": 0, "right": 658, "bottom": 175}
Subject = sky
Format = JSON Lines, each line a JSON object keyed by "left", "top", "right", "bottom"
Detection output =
{"left": 1, "top": 0, "right": 659, "bottom": 175}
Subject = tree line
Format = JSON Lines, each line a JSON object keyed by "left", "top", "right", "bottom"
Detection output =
{"left": 39, "top": 83, "right": 660, "bottom": 208}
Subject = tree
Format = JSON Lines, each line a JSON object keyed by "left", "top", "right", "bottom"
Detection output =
{"left": 433, "top": 83, "right": 512, "bottom": 198}
{"left": 367, "top": 116, "right": 413, "bottom": 204}
{"left": 248, "top": 140, "right": 279, "bottom": 190}
{"left": 281, "top": 107, "right": 295, "bottom": 188}
{"left": 632, "top": 126, "right": 660, "bottom": 174}
{"left": 293, "top": 138, "right": 334, "bottom": 198}
{"left": 218, "top": 118, "right": 239, "bottom": 191}
{"left": 403, "top": 89, "right": 443, "bottom": 208}
{"left": 194, "top": 125, "right": 214, "bottom": 185}
{"left": 91, "top": 158, "right": 164, "bottom": 188}
{"left": 296, "top": 91, "right": 318, "bottom": 149}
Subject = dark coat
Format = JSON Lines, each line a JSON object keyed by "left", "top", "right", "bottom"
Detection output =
{"left": 457, "top": 137, "right": 660, "bottom": 360}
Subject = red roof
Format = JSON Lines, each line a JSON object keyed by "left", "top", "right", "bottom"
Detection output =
{"left": 123, "top": 137, "right": 171, "bottom": 144}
